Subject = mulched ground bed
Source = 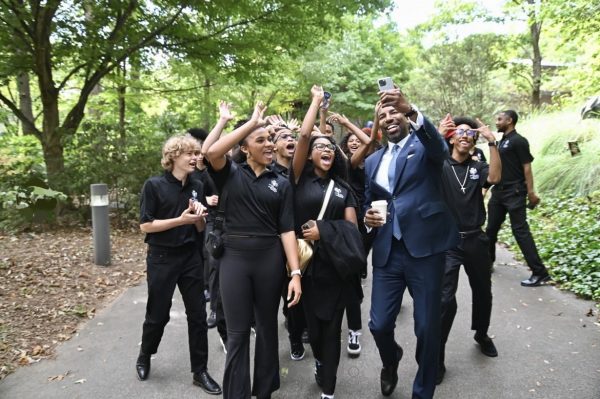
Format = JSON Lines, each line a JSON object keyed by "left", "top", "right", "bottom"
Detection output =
{"left": 0, "top": 227, "right": 146, "bottom": 380}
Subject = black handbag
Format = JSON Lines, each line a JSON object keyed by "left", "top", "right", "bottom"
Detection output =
{"left": 205, "top": 184, "right": 228, "bottom": 259}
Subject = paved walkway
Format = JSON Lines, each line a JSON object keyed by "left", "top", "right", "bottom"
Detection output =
{"left": 1, "top": 246, "right": 599, "bottom": 398}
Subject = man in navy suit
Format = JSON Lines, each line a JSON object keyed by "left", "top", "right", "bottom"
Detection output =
{"left": 364, "top": 89, "right": 459, "bottom": 399}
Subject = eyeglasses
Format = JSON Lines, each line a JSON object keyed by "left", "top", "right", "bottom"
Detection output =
{"left": 275, "top": 132, "right": 297, "bottom": 142}
{"left": 455, "top": 129, "right": 478, "bottom": 138}
{"left": 312, "top": 143, "right": 335, "bottom": 152}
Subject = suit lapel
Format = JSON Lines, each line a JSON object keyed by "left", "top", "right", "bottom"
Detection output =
{"left": 391, "top": 133, "right": 417, "bottom": 191}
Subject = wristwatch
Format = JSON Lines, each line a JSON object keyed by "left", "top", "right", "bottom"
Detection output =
{"left": 488, "top": 140, "right": 498, "bottom": 147}
{"left": 405, "top": 106, "right": 417, "bottom": 118}
{"left": 290, "top": 269, "right": 302, "bottom": 277}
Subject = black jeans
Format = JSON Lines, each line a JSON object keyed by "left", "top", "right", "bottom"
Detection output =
{"left": 219, "top": 236, "right": 285, "bottom": 399}
{"left": 141, "top": 243, "right": 208, "bottom": 373}
{"left": 440, "top": 232, "right": 492, "bottom": 364}
{"left": 486, "top": 185, "right": 547, "bottom": 276}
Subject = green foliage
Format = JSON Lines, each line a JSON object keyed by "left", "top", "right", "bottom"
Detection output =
{"left": 515, "top": 109, "right": 600, "bottom": 196}
{"left": 406, "top": 33, "right": 507, "bottom": 122}
{"left": 499, "top": 193, "right": 600, "bottom": 301}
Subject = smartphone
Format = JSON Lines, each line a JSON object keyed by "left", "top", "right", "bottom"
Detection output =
{"left": 377, "top": 77, "right": 394, "bottom": 92}
{"left": 302, "top": 220, "right": 316, "bottom": 230}
{"left": 322, "top": 91, "right": 331, "bottom": 109}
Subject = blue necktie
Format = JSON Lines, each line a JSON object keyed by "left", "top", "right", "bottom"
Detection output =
{"left": 387, "top": 144, "right": 400, "bottom": 192}
{"left": 387, "top": 144, "right": 402, "bottom": 240}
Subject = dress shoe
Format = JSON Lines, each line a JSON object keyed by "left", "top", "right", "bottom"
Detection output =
{"left": 521, "top": 273, "right": 550, "bottom": 287}
{"left": 380, "top": 343, "right": 403, "bottom": 396}
{"left": 135, "top": 351, "right": 151, "bottom": 381}
{"left": 435, "top": 363, "right": 446, "bottom": 385}
{"left": 207, "top": 311, "right": 217, "bottom": 329}
{"left": 474, "top": 333, "right": 498, "bottom": 357}
{"left": 193, "top": 370, "right": 222, "bottom": 395}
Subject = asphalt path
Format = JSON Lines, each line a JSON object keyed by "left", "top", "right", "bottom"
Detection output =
{"left": 1, "top": 246, "right": 599, "bottom": 399}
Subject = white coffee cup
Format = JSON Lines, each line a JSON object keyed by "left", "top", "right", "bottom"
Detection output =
{"left": 370, "top": 200, "right": 388, "bottom": 223}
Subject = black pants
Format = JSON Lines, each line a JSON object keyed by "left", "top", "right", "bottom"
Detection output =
{"left": 204, "top": 222, "right": 227, "bottom": 340}
{"left": 440, "top": 232, "right": 493, "bottom": 364}
{"left": 345, "top": 275, "right": 362, "bottom": 332}
{"left": 303, "top": 300, "right": 345, "bottom": 396}
{"left": 281, "top": 278, "right": 307, "bottom": 344}
{"left": 486, "top": 185, "right": 547, "bottom": 276}
{"left": 141, "top": 243, "right": 208, "bottom": 373}
{"left": 220, "top": 236, "right": 285, "bottom": 399}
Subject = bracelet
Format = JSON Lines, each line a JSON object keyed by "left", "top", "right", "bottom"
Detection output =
{"left": 290, "top": 269, "right": 302, "bottom": 277}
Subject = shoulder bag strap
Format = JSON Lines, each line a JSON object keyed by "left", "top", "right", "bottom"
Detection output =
{"left": 317, "top": 179, "right": 335, "bottom": 221}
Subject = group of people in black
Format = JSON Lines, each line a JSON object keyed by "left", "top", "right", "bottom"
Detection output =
{"left": 135, "top": 83, "right": 550, "bottom": 399}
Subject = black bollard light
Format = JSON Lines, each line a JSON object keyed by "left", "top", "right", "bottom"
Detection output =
{"left": 90, "top": 183, "right": 111, "bottom": 265}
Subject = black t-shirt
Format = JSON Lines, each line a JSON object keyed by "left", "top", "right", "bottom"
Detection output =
{"left": 441, "top": 158, "right": 490, "bottom": 230}
{"left": 291, "top": 166, "right": 357, "bottom": 234}
{"left": 498, "top": 130, "right": 534, "bottom": 185}
{"left": 139, "top": 171, "right": 203, "bottom": 247}
{"left": 472, "top": 147, "right": 487, "bottom": 163}
{"left": 208, "top": 159, "right": 294, "bottom": 236}
{"left": 346, "top": 159, "right": 366, "bottom": 214}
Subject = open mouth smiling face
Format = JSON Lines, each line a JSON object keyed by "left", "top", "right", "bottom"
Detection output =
{"left": 310, "top": 138, "right": 335, "bottom": 171}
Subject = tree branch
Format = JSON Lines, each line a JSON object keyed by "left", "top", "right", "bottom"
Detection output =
{"left": 0, "top": 90, "right": 41, "bottom": 138}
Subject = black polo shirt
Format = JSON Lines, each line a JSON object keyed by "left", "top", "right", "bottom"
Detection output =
{"left": 498, "top": 130, "right": 534, "bottom": 185}
{"left": 140, "top": 171, "right": 203, "bottom": 247}
{"left": 208, "top": 159, "right": 294, "bottom": 236}
{"left": 291, "top": 166, "right": 357, "bottom": 234}
{"left": 346, "top": 159, "right": 366, "bottom": 213}
{"left": 472, "top": 147, "right": 487, "bottom": 163}
{"left": 272, "top": 161, "right": 289, "bottom": 178}
{"left": 441, "top": 158, "right": 490, "bottom": 230}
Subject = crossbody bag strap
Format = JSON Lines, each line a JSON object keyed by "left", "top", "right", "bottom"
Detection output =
{"left": 317, "top": 179, "right": 335, "bottom": 221}
{"left": 214, "top": 183, "right": 229, "bottom": 231}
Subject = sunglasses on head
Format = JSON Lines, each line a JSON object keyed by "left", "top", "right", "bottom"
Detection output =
{"left": 455, "top": 129, "right": 478, "bottom": 138}
{"left": 312, "top": 143, "right": 335, "bottom": 152}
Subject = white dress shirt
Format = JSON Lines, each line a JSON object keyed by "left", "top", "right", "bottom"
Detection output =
{"left": 374, "top": 109, "right": 423, "bottom": 193}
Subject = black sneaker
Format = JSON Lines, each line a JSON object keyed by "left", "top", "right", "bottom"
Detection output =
{"left": 314, "top": 360, "right": 323, "bottom": 387}
{"left": 301, "top": 328, "right": 310, "bottom": 344}
{"left": 290, "top": 341, "right": 305, "bottom": 361}
{"left": 347, "top": 330, "right": 361, "bottom": 357}
{"left": 207, "top": 311, "right": 217, "bottom": 329}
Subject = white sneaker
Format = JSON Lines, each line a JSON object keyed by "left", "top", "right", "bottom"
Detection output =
{"left": 347, "top": 330, "right": 361, "bottom": 357}
{"left": 220, "top": 336, "right": 227, "bottom": 354}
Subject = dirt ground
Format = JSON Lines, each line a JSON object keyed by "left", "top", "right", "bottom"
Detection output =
{"left": 0, "top": 227, "right": 147, "bottom": 380}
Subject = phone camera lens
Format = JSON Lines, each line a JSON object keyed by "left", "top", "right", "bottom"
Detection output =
{"left": 379, "top": 79, "right": 385, "bottom": 86}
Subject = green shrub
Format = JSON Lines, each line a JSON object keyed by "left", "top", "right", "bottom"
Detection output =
{"left": 499, "top": 192, "right": 600, "bottom": 301}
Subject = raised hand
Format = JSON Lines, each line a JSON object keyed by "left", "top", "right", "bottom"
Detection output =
{"left": 266, "top": 114, "right": 286, "bottom": 127}
{"left": 475, "top": 118, "right": 496, "bottom": 143}
{"left": 218, "top": 101, "right": 234, "bottom": 122}
{"left": 438, "top": 113, "right": 456, "bottom": 137}
{"left": 311, "top": 85, "right": 324, "bottom": 102}
{"left": 287, "top": 118, "right": 300, "bottom": 132}
{"left": 378, "top": 88, "right": 411, "bottom": 114}
{"left": 327, "top": 112, "right": 349, "bottom": 127}
{"left": 251, "top": 101, "right": 267, "bottom": 127}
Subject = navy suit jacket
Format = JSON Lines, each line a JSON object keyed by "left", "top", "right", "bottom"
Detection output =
{"left": 364, "top": 116, "right": 459, "bottom": 267}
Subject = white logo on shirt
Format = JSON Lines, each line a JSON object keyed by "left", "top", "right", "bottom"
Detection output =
{"left": 469, "top": 167, "right": 479, "bottom": 180}
{"left": 334, "top": 187, "right": 344, "bottom": 199}
{"left": 191, "top": 190, "right": 198, "bottom": 201}
{"left": 268, "top": 179, "right": 278, "bottom": 193}
{"left": 503, "top": 139, "right": 510, "bottom": 148}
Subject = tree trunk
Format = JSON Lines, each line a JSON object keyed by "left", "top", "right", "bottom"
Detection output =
{"left": 529, "top": 0, "right": 542, "bottom": 109}
{"left": 17, "top": 72, "right": 35, "bottom": 135}
{"left": 201, "top": 78, "right": 211, "bottom": 131}
{"left": 118, "top": 61, "right": 127, "bottom": 144}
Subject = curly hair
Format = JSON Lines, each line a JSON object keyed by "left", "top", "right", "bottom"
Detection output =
{"left": 160, "top": 135, "right": 201, "bottom": 171}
